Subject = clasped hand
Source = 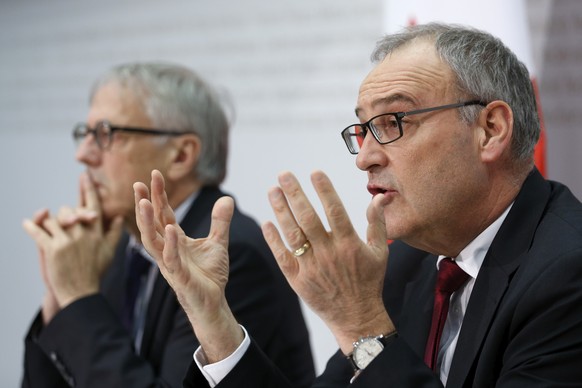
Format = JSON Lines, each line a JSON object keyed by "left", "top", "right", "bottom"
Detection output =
{"left": 22, "top": 173, "right": 123, "bottom": 322}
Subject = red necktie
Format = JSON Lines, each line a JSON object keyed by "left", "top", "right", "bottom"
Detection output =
{"left": 424, "top": 258, "right": 469, "bottom": 371}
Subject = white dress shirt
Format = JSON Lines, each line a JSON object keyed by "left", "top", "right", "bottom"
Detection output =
{"left": 194, "top": 326, "right": 251, "bottom": 386}
{"left": 194, "top": 204, "right": 513, "bottom": 386}
{"left": 437, "top": 203, "right": 512, "bottom": 385}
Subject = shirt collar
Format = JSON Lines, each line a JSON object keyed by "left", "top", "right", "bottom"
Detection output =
{"left": 436, "top": 203, "right": 513, "bottom": 279}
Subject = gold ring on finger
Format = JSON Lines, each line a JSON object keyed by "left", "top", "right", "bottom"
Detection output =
{"left": 293, "top": 240, "right": 311, "bottom": 257}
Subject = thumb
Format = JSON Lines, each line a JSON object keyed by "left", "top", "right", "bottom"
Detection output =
{"left": 209, "top": 196, "right": 234, "bottom": 248}
{"left": 366, "top": 194, "right": 388, "bottom": 253}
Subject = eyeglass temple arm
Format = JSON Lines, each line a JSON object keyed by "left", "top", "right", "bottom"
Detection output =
{"left": 401, "top": 100, "right": 487, "bottom": 118}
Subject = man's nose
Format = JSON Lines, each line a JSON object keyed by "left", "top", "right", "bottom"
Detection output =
{"left": 75, "top": 135, "right": 102, "bottom": 166}
{"left": 355, "top": 133, "right": 386, "bottom": 171}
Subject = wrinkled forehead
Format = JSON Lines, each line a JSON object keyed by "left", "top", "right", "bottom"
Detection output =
{"left": 356, "top": 41, "right": 456, "bottom": 118}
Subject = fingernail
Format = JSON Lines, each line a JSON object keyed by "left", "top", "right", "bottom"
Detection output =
{"left": 312, "top": 171, "right": 324, "bottom": 182}
{"left": 268, "top": 188, "right": 282, "bottom": 202}
{"left": 279, "top": 172, "right": 292, "bottom": 185}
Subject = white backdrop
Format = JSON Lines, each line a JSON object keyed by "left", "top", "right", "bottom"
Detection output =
{"left": 0, "top": 1, "right": 380, "bottom": 385}
{"left": 1, "top": 1, "right": 580, "bottom": 386}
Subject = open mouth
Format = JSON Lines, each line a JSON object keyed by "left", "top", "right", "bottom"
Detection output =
{"left": 367, "top": 185, "right": 389, "bottom": 196}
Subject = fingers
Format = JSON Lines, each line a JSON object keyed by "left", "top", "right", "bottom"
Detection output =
{"left": 136, "top": 197, "right": 164, "bottom": 258}
{"left": 78, "top": 172, "right": 103, "bottom": 231}
{"left": 79, "top": 172, "right": 101, "bottom": 212}
{"left": 40, "top": 217, "right": 69, "bottom": 241}
{"left": 134, "top": 181, "right": 150, "bottom": 234}
{"left": 23, "top": 214, "right": 70, "bottom": 253}
{"left": 161, "top": 224, "right": 181, "bottom": 274}
{"left": 30, "top": 209, "right": 51, "bottom": 240}
{"left": 270, "top": 172, "right": 326, "bottom": 249}
{"left": 366, "top": 193, "right": 389, "bottom": 251}
{"left": 261, "top": 221, "right": 298, "bottom": 279}
{"left": 134, "top": 177, "right": 161, "bottom": 246}
{"left": 208, "top": 196, "right": 234, "bottom": 247}
{"left": 310, "top": 170, "right": 357, "bottom": 240}
{"left": 158, "top": 197, "right": 233, "bottom": 284}
{"left": 267, "top": 186, "right": 306, "bottom": 250}
{"left": 22, "top": 218, "right": 52, "bottom": 248}
{"left": 64, "top": 211, "right": 98, "bottom": 227}
{"left": 151, "top": 170, "right": 176, "bottom": 227}
{"left": 32, "top": 208, "right": 50, "bottom": 226}
{"left": 134, "top": 170, "right": 187, "bottom": 265}
{"left": 270, "top": 171, "right": 357, "bottom": 253}
{"left": 28, "top": 210, "right": 55, "bottom": 286}
{"left": 56, "top": 206, "right": 98, "bottom": 228}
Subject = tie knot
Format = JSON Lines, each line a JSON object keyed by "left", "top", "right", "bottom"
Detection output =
{"left": 435, "top": 258, "right": 469, "bottom": 295}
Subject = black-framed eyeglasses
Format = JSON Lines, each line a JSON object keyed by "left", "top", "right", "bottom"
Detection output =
{"left": 72, "top": 120, "right": 195, "bottom": 150}
{"left": 340, "top": 100, "right": 487, "bottom": 154}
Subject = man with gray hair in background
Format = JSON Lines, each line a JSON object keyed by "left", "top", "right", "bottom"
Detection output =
{"left": 21, "top": 62, "right": 315, "bottom": 388}
{"left": 136, "top": 23, "right": 582, "bottom": 387}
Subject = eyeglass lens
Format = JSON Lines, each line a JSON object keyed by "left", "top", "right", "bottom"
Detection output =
{"left": 73, "top": 122, "right": 112, "bottom": 150}
{"left": 343, "top": 113, "right": 402, "bottom": 154}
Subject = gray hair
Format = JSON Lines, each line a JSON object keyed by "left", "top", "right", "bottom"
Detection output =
{"left": 90, "top": 62, "right": 231, "bottom": 185}
{"left": 372, "top": 23, "right": 540, "bottom": 166}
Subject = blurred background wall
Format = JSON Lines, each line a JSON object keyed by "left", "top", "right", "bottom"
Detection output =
{"left": 1, "top": 0, "right": 580, "bottom": 385}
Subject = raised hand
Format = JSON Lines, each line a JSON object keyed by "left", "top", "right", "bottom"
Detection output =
{"left": 261, "top": 170, "right": 394, "bottom": 354}
{"left": 22, "top": 172, "right": 123, "bottom": 311}
{"left": 134, "top": 169, "right": 243, "bottom": 362}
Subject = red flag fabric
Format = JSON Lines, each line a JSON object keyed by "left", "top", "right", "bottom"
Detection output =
{"left": 532, "top": 78, "right": 547, "bottom": 176}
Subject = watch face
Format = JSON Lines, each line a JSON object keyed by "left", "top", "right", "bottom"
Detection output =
{"left": 353, "top": 338, "right": 384, "bottom": 369}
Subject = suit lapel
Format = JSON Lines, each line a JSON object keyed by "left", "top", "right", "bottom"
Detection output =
{"left": 139, "top": 270, "right": 170, "bottom": 356}
{"left": 101, "top": 234, "right": 131, "bottom": 315}
{"left": 399, "top": 256, "right": 438, "bottom": 357}
{"left": 446, "top": 256, "right": 513, "bottom": 386}
{"left": 446, "top": 169, "right": 551, "bottom": 387}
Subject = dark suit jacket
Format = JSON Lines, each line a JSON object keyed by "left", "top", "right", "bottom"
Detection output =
{"left": 21, "top": 186, "right": 315, "bottom": 388}
{"left": 185, "top": 169, "right": 582, "bottom": 387}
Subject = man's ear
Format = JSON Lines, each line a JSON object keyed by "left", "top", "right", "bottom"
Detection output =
{"left": 477, "top": 100, "right": 513, "bottom": 163}
{"left": 165, "top": 134, "right": 201, "bottom": 181}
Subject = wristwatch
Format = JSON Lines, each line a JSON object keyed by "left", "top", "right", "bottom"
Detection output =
{"left": 347, "top": 332, "right": 398, "bottom": 371}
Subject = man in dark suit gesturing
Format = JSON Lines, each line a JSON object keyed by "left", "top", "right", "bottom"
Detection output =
{"left": 21, "top": 62, "right": 315, "bottom": 388}
{"left": 136, "top": 24, "right": 582, "bottom": 387}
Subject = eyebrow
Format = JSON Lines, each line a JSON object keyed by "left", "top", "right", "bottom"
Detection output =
{"left": 354, "top": 94, "right": 417, "bottom": 119}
